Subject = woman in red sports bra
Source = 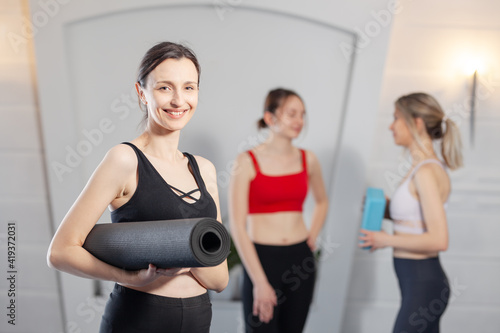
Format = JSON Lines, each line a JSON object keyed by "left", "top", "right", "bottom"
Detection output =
{"left": 229, "top": 88, "right": 329, "bottom": 333}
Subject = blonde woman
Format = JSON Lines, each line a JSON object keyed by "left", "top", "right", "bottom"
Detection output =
{"left": 359, "top": 92, "right": 463, "bottom": 333}
{"left": 229, "top": 88, "right": 328, "bottom": 333}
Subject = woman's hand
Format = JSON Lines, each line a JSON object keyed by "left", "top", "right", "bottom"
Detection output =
{"left": 253, "top": 281, "right": 277, "bottom": 323}
{"left": 124, "top": 265, "right": 191, "bottom": 287}
{"left": 156, "top": 267, "right": 191, "bottom": 276}
{"left": 125, "top": 264, "right": 160, "bottom": 287}
{"left": 358, "top": 229, "right": 391, "bottom": 252}
{"left": 307, "top": 233, "right": 318, "bottom": 252}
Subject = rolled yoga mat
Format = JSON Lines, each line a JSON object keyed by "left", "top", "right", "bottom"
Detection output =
{"left": 83, "top": 217, "right": 230, "bottom": 270}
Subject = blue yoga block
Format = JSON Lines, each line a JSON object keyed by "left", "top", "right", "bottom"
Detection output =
{"left": 360, "top": 187, "right": 386, "bottom": 250}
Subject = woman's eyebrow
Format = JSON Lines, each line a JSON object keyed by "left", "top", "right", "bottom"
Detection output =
{"left": 155, "top": 80, "right": 198, "bottom": 85}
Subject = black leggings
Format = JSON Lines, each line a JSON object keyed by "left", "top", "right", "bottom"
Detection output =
{"left": 242, "top": 241, "right": 316, "bottom": 333}
{"left": 393, "top": 257, "right": 450, "bottom": 333}
{"left": 99, "top": 284, "right": 212, "bottom": 333}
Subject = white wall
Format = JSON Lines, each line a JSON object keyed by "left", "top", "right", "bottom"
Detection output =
{"left": 343, "top": 1, "right": 500, "bottom": 332}
{"left": 0, "top": 1, "right": 63, "bottom": 332}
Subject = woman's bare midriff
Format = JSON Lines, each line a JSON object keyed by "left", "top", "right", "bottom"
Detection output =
{"left": 247, "top": 211, "right": 308, "bottom": 245}
{"left": 121, "top": 273, "right": 207, "bottom": 298}
{"left": 393, "top": 229, "right": 439, "bottom": 260}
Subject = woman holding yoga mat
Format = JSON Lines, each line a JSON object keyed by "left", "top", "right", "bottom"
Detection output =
{"left": 229, "top": 88, "right": 329, "bottom": 333}
{"left": 47, "top": 42, "right": 228, "bottom": 333}
{"left": 358, "top": 93, "right": 463, "bottom": 333}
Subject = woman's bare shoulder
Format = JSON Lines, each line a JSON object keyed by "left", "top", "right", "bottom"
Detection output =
{"left": 101, "top": 143, "right": 138, "bottom": 174}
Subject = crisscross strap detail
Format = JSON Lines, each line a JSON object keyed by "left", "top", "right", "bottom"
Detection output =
{"left": 168, "top": 185, "right": 201, "bottom": 201}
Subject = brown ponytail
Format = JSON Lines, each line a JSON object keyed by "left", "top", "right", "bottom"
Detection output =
{"left": 257, "top": 118, "right": 267, "bottom": 129}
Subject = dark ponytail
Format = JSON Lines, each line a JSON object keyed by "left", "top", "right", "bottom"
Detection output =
{"left": 257, "top": 118, "right": 267, "bottom": 129}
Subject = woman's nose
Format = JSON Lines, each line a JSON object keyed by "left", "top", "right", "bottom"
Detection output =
{"left": 170, "top": 90, "right": 184, "bottom": 107}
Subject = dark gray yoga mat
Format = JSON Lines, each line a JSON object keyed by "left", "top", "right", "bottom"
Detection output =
{"left": 83, "top": 218, "right": 230, "bottom": 270}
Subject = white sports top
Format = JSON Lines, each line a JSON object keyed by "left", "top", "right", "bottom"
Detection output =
{"left": 389, "top": 159, "right": 448, "bottom": 234}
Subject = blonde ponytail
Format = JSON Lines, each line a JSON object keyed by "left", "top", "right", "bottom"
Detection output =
{"left": 441, "top": 118, "right": 463, "bottom": 170}
{"left": 396, "top": 92, "right": 464, "bottom": 170}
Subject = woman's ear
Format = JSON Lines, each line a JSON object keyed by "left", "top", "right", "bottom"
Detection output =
{"left": 415, "top": 117, "right": 426, "bottom": 134}
{"left": 135, "top": 82, "right": 147, "bottom": 105}
{"left": 263, "top": 111, "right": 275, "bottom": 128}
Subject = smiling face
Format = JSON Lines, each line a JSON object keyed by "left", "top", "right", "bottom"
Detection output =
{"left": 137, "top": 57, "right": 199, "bottom": 133}
{"left": 389, "top": 107, "right": 414, "bottom": 147}
{"left": 268, "top": 95, "right": 305, "bottom": 139}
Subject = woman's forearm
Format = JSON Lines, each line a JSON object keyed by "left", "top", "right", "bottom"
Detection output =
{"left": 231, "top": 226, "right": 268, "bottom": 285}
{"left": 387, "top": 232, "right": 448, "bottom": 253}
{"left": 190, "top": 261, "right": 229, "bottom": 292}
{"left": 308, "top": 199, "right": 329, "bottom": 241}
{"left": 47, "top": 242, "right": 132, "bottom": 284}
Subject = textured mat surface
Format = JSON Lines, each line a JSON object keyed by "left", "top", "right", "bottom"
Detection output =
{"left": 83, "top": 218, "right": 230, "bottom": 270}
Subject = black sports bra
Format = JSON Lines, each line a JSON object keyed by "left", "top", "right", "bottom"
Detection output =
{"left": 111, "top": 142, "right": 217, "bottom": 222}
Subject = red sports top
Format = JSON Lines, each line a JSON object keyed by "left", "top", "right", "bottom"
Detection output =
{"left": 247, "top": 149, "right": 308, "bottom": 214}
